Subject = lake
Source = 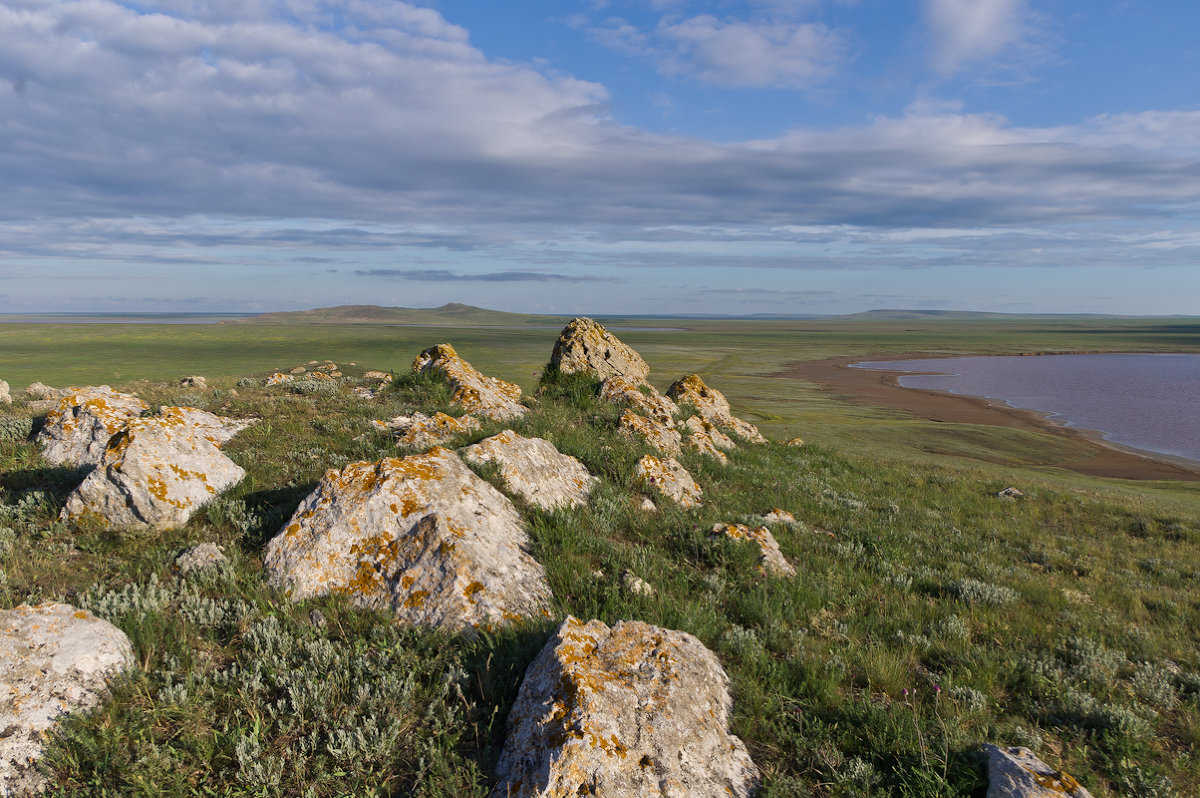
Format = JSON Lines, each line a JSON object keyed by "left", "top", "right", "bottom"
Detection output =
{"left": 852, "top": 353, "right": 1200, "bottom": 465}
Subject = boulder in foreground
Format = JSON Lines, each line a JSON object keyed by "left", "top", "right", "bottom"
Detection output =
{"left": 550, "top": 318, "right": 650, "bottom": 382}
{"left": 666, "top": 375, "right": 766, "bottom": 444}
{"left": 982, "top": 744, "right": 1093, "bottom": 798}
{"left": 0, "top": 603, "right": 134, "bottom": 796}
{"left": 491, "top": 615, "right": 759, "bottom": 798}
{"left": 460, "top": 430, "right": 597, "bottom": 510}
{"left": 413, "top": 343, "right": 527, "bottom": 421}
{"left": 37, "top": 386, "right": 149, "bottom": 468}
{"left": 264, "top": 448, "right": 553, "bottom": 631}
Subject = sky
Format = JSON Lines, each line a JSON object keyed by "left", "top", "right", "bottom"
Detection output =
{"left": 1, "top": 0, "right": 1199, "bottom": 316}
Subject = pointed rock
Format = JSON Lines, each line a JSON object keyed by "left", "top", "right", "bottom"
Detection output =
{"left": 413, "top": 343, "right": 527, "bottom": 421}
{"left": 460, "top": 430, "right": 597, "bottom": 510}
{"left": 550, "top": 318, "right": 650, "bottom": 382}
{"left": 491, "top": 616, "right": 759, "bottom": 798}
{"left": 634, "top": 455, "right": 701, "bottom": 508}
{"left": 982, "top": 744, "right": 1093, "bottom": 798}
{"left": 62, "top": 408, "right": 247, "bottom": 530}
{"left": 666, "top": 375, "right": 766, "bottom": 444}
{"left": 377, "top": 411, "right": 482, "bottom": 450}
{"left": 618, "top": 410, "right": 682, "bottom": 455}
{"left": 599, "top": 376, "right": 677, "bottom": 424}
{"left": 0, "top": 603, "right": 134, "bottom": 796}
{"left": 36, "top": 386, "right": 149, "bottom": 468}
{"left": 712, "top": 523, "right": 795, "bottom": 577}
{"left": 682, "top": 415, "right": 732, "bottom": 464}
{"left": 264, "top": 448, "right": 553, "bottom": 631}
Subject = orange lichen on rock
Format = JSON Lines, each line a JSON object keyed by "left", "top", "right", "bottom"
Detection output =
{"left": 460, "top": 430, "right": 597, "bottom": 510}
{"left": 549, "top": 318, "right": 651, "bottom": 382}
{"left": 37, "top": 386, "right": 149, "bottom": 467}
{"left": 633, "top": 455, "right": 702, "bottom": 508}
{"left": 412, "top": 343, "right": 527, "bottom": 421}
{"left": 666, "top": 375, "right": 767, "bottom": 444}
{"left": 982, "top": 744, "right": 1094, "bottom": 798}
{"left": 598, "top": 376, "right": 677, "bottom": 424}
{"left": 711, "top": 523, "right": 795, "bottom": 577}
{"left": 617, "top": 410, "right": 682, "bottom": 456}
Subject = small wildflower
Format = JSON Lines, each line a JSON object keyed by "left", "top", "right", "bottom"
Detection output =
{"left": 902, "top": 688, "right": 909, "bottom": 697}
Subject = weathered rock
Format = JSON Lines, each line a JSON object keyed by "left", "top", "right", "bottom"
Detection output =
{"left": 353, "top": 386, "right": 381, "bottom": 401}
{"left": 639, "top": 496, "right": 657, "bottom": 512}
{"left": 634, "top": 455, "right": 702, "bottom": 508}
{"left": 413, "top": 343, "right": 527, "bottom": 421}
{"left": 363, "top": 370, "right": 392, "bottom": 382}
{"left": 550, "top": 318, "right": 651, "bottom": 382}
{"left": 983, "top": 744, "right": 1093, "bottom": 798}
{"left": 0, "top": 603, "right": 134, "bottom": 796}
{"left": 599, "top": 376, "right": 677, "bottom": 424}
{"left": 618, "top": 410, "right": 682, "bottom": 455}
{"left": 460, "top": 430, "right": 597, "bottom": 510}
{"left": 666, "top": 375, "right": 766, "bottom": 444}
{"left": 0, "top": 380, "right": 9, "bottom": 406}
{"left": 997, "top": 487, "right": 1024, "bottom": 499}
{"left": 376, "top": 412, "right": 482, "bottom": 450}
{"left": 37, "top": 386, "right": 149, "bottom": 468}
{"left": 178, "top": 375, "right": 207, "bottom": 389}
{"left": 682, "top": 415, "right": 731, "bottom": 464}
{"left": 315, "top": 363, "right": 339, "bottom": 373}
{"left": 491, "top": 616, "right": 759, "bottom": 798}
{"left": 761, "top": 508, "right": 795, "bottom": 524}
{"left": 156, "top": 406, "right": 256, "bottom": 446}
{"left": 289, "top": 366, "right": 307, "bottom": 374}
{"left": 622, "top": 571, "right": 653, "bottom": 596}
{"left": 264, "top": 448, "right": 553, "bottom": 631}
{"left": 266, "top": 372, "right": 294, "bottom": 386}
{"left": 23, "top": 382, "right": 66, "bottom": 401}
{"left": 712, "top": 523, "right": 795, "bottom": 577}
{"left": 175, "top": 543, "right": 229, "bottom": 575}
{"left": 785, "top": 437, "right": 804, "bottom": 447}
{"left": 61, "top": 409, "right": 246, "bottom": 530}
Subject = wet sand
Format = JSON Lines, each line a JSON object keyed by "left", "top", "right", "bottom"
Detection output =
{"left": 782, "top": 354, "right": 1200, "bottom": 482}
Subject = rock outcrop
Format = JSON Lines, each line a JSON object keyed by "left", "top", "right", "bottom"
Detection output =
{"left": 23, "top": 382, "right": 66, "bottom": 401}
{"left": 376, "top": 412, "right": 482, "bottom": 450}
{"left": 37, "top": 386, "right": 149, "bottom": 468}
{"left": 491, "top": 616, "right": 759, "bottom": 798}
{"left": 618, "top": 410, "right": 682, "bottom": 456}
{"left": 682, "top": 416, "right": 732, "bottom": 464}
{"left": 634, "top": 455, "right": 702, "bottom": 508}
{"left": 982, "top": 744, "right": 1093, "bottom": 798}
{"left": 155, "top": 406, "right": 257, "bottom": 446}
{"left": 264, "top": 448, "right": 553, "bottom": 631}
{"left": 61, "top": 408, "right": 247, "bottom": 530}
{"left": 460, "top": 430, "right": 597, "bottom": 510}
{"left": 413, "top": 343, "right": 527, "bottom": 421}
{"left": 599, "top": 376, "right": 677, "bottom": 424}
{"left": 266, "top": 372, "right": 294, "bottom": 386}
{"left": 0, "top": 603, "right": 134, "bottom": 796}
{"left": 666, "top": 375, "right": 766, "bottom": 444}
{"left": 178, "top": 375, "right": 207, "bottom": 389}
{"left": 712, "top": 523, "right": 795, "bottom": 577}
{"left": 550, "top": 318, "right": 651, "bottom": 382}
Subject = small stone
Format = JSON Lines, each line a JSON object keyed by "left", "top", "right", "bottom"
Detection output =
{"left": 622, "top": 570, "right": 653, "bottom": 596}
{"left": 36, "top": 386, "right": 149, "bottom": 468}
{"left": 682, "top": 415, "right": 732, "bottom": 464}
{"left": 634, "top": 455, "right": 702, "bottom": 508}
{"left": 178, "top": 375, "right": 207, "bottom": 389}
{"left": 23, "top": 382, "right": 66, "bottom": 400}
{"left": 175, "top": 542, "right": 229, "bottom": 574}
{"left": 550, "top": 317, "right": 651, "bottom": 382}
{"left": 290, "top": 366, "right": 307, "bottom": 374}
{"left": 712, "top": 523, "right": 795, "bottom": 577}
{"left": 363, "top": 370, "right": 392, "bottom": 381}
{"left": 982, "top": 744, "right": 1093, "bottom": 798}
{"left": 639, "top": 496, "right": 657, "bottom": 512}
{"left": 0, "top": 380, "right": 9, "bottom": 405}
{"left": 413, "top": 343, "right": 527, "bottom": 421}
{"left": 997, "top": 487, "right": 1024, "bottom": 499}
{"left": 460, "top": 430, "right": 597, "bottom": 510}
{"left": 785, "top": 437, "right": 805, "bottom": 447}
{"left": 376, "top": 412, "right": 482, "bottom": 450}
{"left": 266, "top": 372, "right": 294, "bottom": 386}
{"left": 309, "top": 608, "right": 328, "bottom": 629}
{"left": 761, "top": 508, "right": 795, "bottom": 524}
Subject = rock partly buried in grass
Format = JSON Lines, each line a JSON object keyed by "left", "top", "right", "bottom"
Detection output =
{"left": 460, "top": 429, "right": 597, "bottom": 510}
{"left": 997, "top": 487, "right": 1025, "bottom": 499}
{"left": 266, "top": 372, "right": 294, "bottom": 386}
{"left": 377, "top": 411, "right": 483, "bottom": 451}
{"left": 666, "top": 375, "right": 767, "bottom": 444}
{"left": 491, "top": 616, "right": 759, "bottom": 798}
{"left": 175, "top": 542, "right": 229, "bottom": 575}
{"left": 264, "top": 447, "right": 553, "bottom": 632}
{"left": 37, "top": 386, "right": 150, "bottom": 468}
{"left": 61, "top": 408, "right": 248, "bottom": 530}
{"left": 0, "top": 380, "right": 8, "bottom": 406}
{"left": 682, "top": 415, "right": 733, "bottom": 464}
{"left": 156, "top": 406, "right": 257, "bottom": 446}
{"left": 618, "top": 410, "right": 682, "bottom": 455}
{"left": 982, "top": 744, "right": 1093, "bottom": 798}
{"left": 712, "top": 523, "right": 795, "bottom": 577}
{"left": 761, "top": 507, "right": 795, "bottom": 524}
{"left": 550, "top": 317, "right": 651, "bottom": 382}
{"left": 23, "top": 382, "right": 67, "bottom": 401}
{"left": 634, "top": 455, "right": 702, "bottom": 508}
{"left": 785, "top": 437, "right": 804, "bottom": 447}
{"left": 178, "top": 375, "right": 207, "bottom": 389}
{"left": 0, "top": 603, "right": 134, "bottom": 797}
{"left": 599, "top": 376, "right": 678, "bottom": 424}
{"left": 413, "top": 343, "right": 527, "bottom": 421}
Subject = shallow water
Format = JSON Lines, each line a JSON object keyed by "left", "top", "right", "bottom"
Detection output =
{"left": 852, "top": 353, "right": 1200, "bottom": 465}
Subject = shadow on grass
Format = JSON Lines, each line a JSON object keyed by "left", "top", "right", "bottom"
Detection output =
{"left": 0, "top": 464, "right": 90, "bottom": 503}
{"left": 238, "top": 483, "right": 316, "bottom": 551}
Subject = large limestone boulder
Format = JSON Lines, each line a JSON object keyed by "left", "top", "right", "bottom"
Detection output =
{"left": 618, "top": 410, "right": 682, "bottom": 456}
{"left": 550, "top": 318, "right": 651, "bottom": 382}
{"left": 413, "top": 343, "right": 527, "bottom": 421}
{"left": 634, "top": 455, "right": 702, "bottom": 508}
{"left": 712, "top": 523, "right": 795, "bottom": 577}
{"left": 460, "top": 430, "right": 597, "bottom": 510}
{"left": 264, "top": 448, "right": 553, "bottom": 631}
{"left": 0, "top": 603, "right": 134, "bottom": 796}
{"left": 491, "top": 616, "right": 759, "bottom": 798}
{"left": 376, "top": 412, "right": 482, "bottom": 450}
{"left": 666, "top": 375, "right": 766, "bottom": 444}
{"left": 61, "top": 409, "right": 247, "bottom": 530}
{"left": 599, "top": 376, "right": 677, "bottom": 424}
{"left": 983, "top": 744, "right": 1093, "bottom": 798}
{"left": 36, "top": 386, "right": 149, "bottom": 468}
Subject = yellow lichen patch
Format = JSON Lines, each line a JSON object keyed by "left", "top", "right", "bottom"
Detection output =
{"left": 463, "top": 581, "right": 486, "bottom": 603}
{"left": 403, "top": 590, "right": 429, "bottom": 609}
{"left": 1027, "top": 767, "right": 1082, "bottom": 794}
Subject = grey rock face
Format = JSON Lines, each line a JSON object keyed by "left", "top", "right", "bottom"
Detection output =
{"left": 36, "top": 386, "right": 149, "bottom": 468}
{"left": 263, "top": 448, "right": 553, "bottom": 632}
{"left": 634, "top": 455, "right": 702, "bottom": 508}
{"left": 983, "top": 745, "right": 1093, "bottom": 798}
{"left": 23, "top": 383, "right": 66, "bottom": 401}
{"left": 491, "top": 616, "right": 759, "bottom": 798}
{"left": 61, "top": 408, "right": 247, "bottom": 530}
{"left": 682, "top": 415, "right": 733, "bottom": 464}
{"left": 0, "top": 603, "right": 134, "bottom": 797}
{"left": 550, "top": 318, "right": 651, "bottom": 382}
{"left": 460, "top": 430, "right": 597, "bottom": 510}
{"left": 599, "top": 376, "right": 678, "bottom": 424}
{"left": 618, "top": 410, "right": 682, "bottom": 456}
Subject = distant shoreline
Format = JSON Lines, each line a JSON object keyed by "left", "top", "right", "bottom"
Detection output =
{"left": 782, "top": 353, "right": 1200, "bottom": 482}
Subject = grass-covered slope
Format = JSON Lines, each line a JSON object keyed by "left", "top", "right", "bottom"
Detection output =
{"left": 1, "top": 349, "right": 1199, "bottom": 797}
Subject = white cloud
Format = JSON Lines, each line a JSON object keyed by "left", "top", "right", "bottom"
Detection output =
{"left": 924, "top": 0, "right": 1036, "bottom": 76}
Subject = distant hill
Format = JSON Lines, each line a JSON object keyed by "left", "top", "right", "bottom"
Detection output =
{"left": 840, "top": 309, "right": 1126, "bottom": 321}
{"left": 226, "top": 303, "right": 572, "bottom": 328}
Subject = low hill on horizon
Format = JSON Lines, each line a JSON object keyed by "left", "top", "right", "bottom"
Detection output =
{"left": 226, "top": 303, "right": 571, "bottom": 328}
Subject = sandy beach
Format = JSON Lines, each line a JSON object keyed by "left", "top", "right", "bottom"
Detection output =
{"left": 783, "top": 354, "right": 1200, "bottom": 482}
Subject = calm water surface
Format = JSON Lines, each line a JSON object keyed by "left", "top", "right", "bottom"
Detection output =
{"left": 852, "top": 354, "right": 1200, "bottom": 465}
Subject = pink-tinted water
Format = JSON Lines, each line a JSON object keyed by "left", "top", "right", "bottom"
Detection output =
{"left": 853, "top": 354, "right": 1200, "bottom": 465}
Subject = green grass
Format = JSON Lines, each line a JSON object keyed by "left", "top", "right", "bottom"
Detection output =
{"left": 0, "top": 316, "right": 1198, "bottom": 795}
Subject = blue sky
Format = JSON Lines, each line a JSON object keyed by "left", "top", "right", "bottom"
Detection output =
{"left": 1, "top": 0, "right": 1199, "bottom": 315}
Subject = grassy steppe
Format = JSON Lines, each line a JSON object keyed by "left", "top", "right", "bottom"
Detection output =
{"left": 1, "top": 316, "right": 1198, "bottom": 796}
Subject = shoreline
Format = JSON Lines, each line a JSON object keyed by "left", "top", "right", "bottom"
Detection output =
{"left": 781, "top": 353, "right": 1200, "bottom": 483}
